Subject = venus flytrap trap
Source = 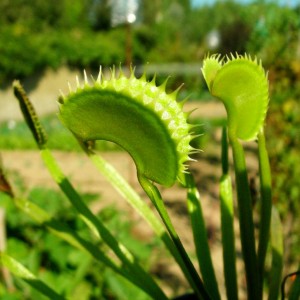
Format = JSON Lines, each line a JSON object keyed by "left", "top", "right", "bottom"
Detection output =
{"left": 58, "top": 68, "right": 194, "bottom": 186}
{"left": 202, "top": 54, "right": 269, "bottom": 141}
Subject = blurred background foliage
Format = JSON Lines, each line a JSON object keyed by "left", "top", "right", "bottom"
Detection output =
{"left": 0, "top": 189, "right": 158, "bottom": 299}
{"left": 0, "top": 0, "right": 299, "bottom": 80}
{"left": 0, "top": 0, "right": 300, "bottom": 298}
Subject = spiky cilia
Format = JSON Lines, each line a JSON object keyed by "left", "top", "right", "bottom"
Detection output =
{"left": 59, "top": 68, "right": 197, "bottom": 187}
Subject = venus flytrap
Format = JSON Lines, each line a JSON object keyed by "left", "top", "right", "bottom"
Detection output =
{"left": 6, "top": 54, "right": 293, "bottom": 299}
{"left": 202, "top": 54, "right": 271, "bottom": 300}
{"left": 202, "top": 54, "right": 269, "bottom": 141}
{"left": 59, "top": 69, "right": 210, "bottom": 299}
{"left": 12, "top": 74, "right": 211, "bottom": 299}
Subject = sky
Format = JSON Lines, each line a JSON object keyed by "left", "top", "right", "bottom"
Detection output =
{"left": 191, "top": 0, "right": 299, "bottom": 7}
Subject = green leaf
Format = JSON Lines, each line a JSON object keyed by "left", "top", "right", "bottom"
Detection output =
{"left": 219, "top": 127, "right": 238, "bottom": 300}
{"left": 268, "top": 206, "right": 283, "bottom": 300}
{"left": 186, "top": 174, "right": 221, "bottom": 300}
{"left": 0, "top": 253, "right": 66, "bottom": 300}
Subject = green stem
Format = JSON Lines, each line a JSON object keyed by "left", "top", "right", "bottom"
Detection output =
{"left": 257, "top": 129, "right": 272, "bottom": 297}
{"left": 268, "top": 206, "right": 283, "bottom": 300}
{"left": 85, "top": 146, "right": 211, "bottom": 297}
{"left": 220, "top": 127, "right": 238, "bottom": 300}
{"left": 185, "top": 173, "right": 220, "bottom": 300}
{"left": 229, "top": 135, "right": 259, "bottom": 300}
{"left": 40, "top": 148, "right": 168, "bottom": 300}
{"left": 86, "top": 148, "right": 166, "bottom": 238}
{"left": 138, "top": 175, "right": 211, "bottom": 300}
{"left": 221, "top": 127, "right": 229, "bottom": 175}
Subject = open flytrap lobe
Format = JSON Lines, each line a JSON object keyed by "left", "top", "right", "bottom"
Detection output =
{"left": 58, "top": 67, "right": 199, "bottom": 187}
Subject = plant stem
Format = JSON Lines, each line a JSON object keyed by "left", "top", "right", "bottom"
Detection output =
{"left": 221, "top": 127, "right": 229, "bottom": 176}
{"left": 220, "top": 127, "right": 238, "bottom": 300}
{"left": 86, "top": 148, "right": 166, "bottom": 238}
{"left": 185, "top": 173, "right": 220, "bottom": 300}
{"left": 86, "top": 146, "right": 212, "bottom": 297}
{"left": 229, "top": 135, "right": 259, "bottom": 300}
{"left": 139, "top": 175, "right": 211, "bottom": 300}
{"left": 40, "top": 148, "right": 168, "bottom": 300}
{"left": 257, "top": 129, "right": 272, "bottom": 297}
{"left": 268, "top": 206, "right": 283, "bottom": 300}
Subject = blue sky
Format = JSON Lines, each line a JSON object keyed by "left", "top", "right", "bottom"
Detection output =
{"left": 191, "top": 0, "right": 299, "bottom": 7}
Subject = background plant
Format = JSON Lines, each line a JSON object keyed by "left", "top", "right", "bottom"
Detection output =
{"left": 0, "top": 188, "right": 159, "bottom": 299}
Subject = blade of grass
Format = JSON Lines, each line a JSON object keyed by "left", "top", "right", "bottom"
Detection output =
{"left": 83, "top": 144, "right": 210, "bottom": 297}
{"left": 220, "top": 127, "right": 238, "bottom": 300}
{"left": 185, "top": 173, "right": 220, "bottom": 300}
{"left": 268, "top": 206, "right": 283, "bottom": 300}
{"left": 257, "top": 129, "right": 273, "bottom": 297}
{"left": 0, "top": 252, "right": 66, "bottom": 300}
{"left": 14, "top": 197, "right": 149, "bottom": 292}
{"left": 229, "top": 135, "right": 259, "bottom": 300}
{"left": 14, "top": 197, "right": 115, "bottom": 264}
{"left": 139, "top": 175, "right": 211, "bottom": 300}
{"left": 41, "top": 148, "right": 168, "bottom": 300}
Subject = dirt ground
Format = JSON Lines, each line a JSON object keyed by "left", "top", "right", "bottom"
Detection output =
{"left": 0, "top": 67, "right": 260, "bottom": 298}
